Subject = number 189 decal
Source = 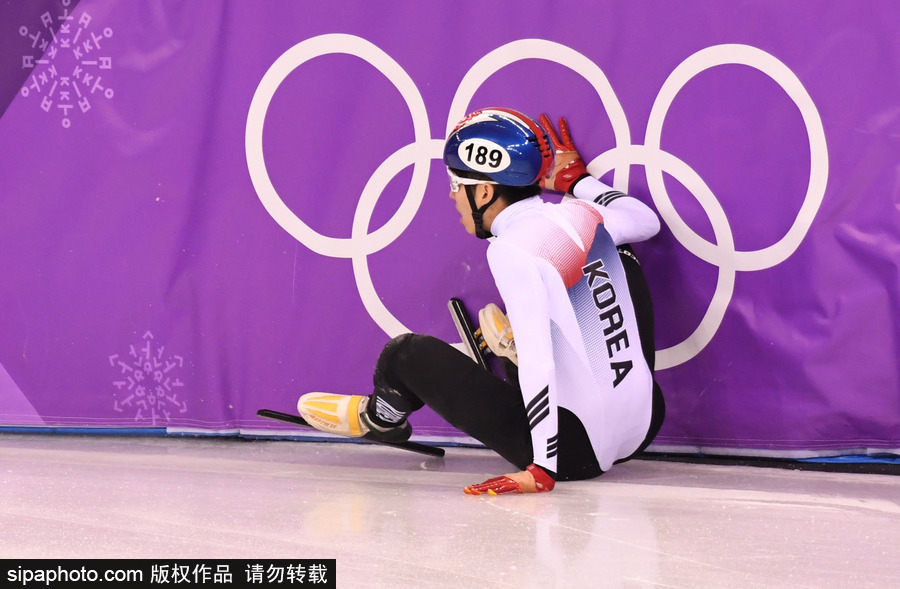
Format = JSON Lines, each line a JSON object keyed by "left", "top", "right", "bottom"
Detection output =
{"left": 457, "top": 138, "right": 511, "bottom": 173}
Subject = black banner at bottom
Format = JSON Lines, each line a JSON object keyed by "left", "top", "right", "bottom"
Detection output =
{"left": 1, "top": 560, "right": 335, "bottom": 589}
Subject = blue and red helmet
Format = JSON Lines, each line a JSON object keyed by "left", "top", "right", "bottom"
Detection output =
{"left": 443, "top": 108, "right": 553, "bottom": 186}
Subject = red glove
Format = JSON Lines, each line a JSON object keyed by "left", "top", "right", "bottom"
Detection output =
{"left": 538, "top": 114, "right": 589, "bottom": 194}
{"left": 463, "top": 464, "right": 556, "bottom": 495}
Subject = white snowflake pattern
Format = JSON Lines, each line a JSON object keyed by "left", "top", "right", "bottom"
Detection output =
{"left": 19, "top": 0, "right": 115, "bottom": 128}
{"left": 109, "top": 331, "right": 187, "bottom": 424}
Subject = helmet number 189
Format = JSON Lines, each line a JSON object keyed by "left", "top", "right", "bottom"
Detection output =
{"left": 465, "top": 143, "right": 502, "bottom": 168}
{"left": 458, "top": 138, "right": 511, "bottom": 174}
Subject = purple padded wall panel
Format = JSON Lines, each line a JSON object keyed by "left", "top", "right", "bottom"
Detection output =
{"left": 1, "top": 1, "right": 897, "bottom": 455}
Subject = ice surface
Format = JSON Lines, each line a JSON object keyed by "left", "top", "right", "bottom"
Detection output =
{"left": 1, "top": 433, "right": 898, "bottom": 588}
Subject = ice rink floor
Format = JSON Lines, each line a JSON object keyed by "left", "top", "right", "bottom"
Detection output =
{"left": 1, "top": 432, "right": 898, "bottom": 588}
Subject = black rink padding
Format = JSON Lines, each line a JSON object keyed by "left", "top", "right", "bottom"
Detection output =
{"left": 638, "top": 453, "right": 900, "bottom": 476}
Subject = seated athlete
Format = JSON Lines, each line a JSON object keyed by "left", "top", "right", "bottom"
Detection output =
{"left": 297, "top": 108, "right": 665, "bottom": 495}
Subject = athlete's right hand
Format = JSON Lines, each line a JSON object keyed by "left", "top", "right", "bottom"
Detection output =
{"left": 539, "top": 114, "right": 589, "bottom": 195}
{"left": 463, "top": 464, "right": 555, "bottom": 495}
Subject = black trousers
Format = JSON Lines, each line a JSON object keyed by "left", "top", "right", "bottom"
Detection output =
{"left": 370, "top": 245, "right": 665, "bottom": 481}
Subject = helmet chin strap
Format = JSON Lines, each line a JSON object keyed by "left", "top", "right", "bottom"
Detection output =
{"left": 465, "top": 184, "right": 500, "bottom": 240}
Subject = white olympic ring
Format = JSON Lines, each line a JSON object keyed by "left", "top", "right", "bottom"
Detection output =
{"left": 246, "top": 35, "right": 828, "bottom": 370}
{"left": 245, "top": 34, "right": 440, "bottom": 335}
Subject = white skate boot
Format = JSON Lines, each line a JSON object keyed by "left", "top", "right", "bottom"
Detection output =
{"left": 478, "top": 303, "right": 517, "bottom": 365}
{"left": 297, "top": 393, "right": 411, "bottom": 443}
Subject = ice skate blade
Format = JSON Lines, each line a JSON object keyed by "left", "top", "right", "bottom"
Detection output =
{"left": 257, "top": 409, "right": 445, "bottom": 458}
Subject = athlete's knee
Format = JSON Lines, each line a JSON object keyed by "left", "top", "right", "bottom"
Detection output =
{"left": 375, "top": 333, "right": 417, "bottom": 380}
{"left": 374, "top": 333, "right": 439, "bottom": 381}
{"left": 369, "top": 333, "right": 430, "bottom": 423}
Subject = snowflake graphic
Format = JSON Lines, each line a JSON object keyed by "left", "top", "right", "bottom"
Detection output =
{"left": 109, "top": 331, "right": 188, "bottom": 424}
{"left": 18, "top": 0, "right": 115, "bottom": 128}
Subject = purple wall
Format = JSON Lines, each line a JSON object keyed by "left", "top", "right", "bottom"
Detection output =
{"left": 1, "top": 0, "right": 897, "bottom": 457}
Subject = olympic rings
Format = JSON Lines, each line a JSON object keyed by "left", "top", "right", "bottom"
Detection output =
{"left": 245, "top": 33, "right": 437, "bottom": 335}
{"left": 246, "top": 34, "right": 433, "bottom": 259}
{"left": 245, "top": 35, "right": 828, "bottom": 369}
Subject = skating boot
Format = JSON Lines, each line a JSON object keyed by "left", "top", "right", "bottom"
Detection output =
{"left": 297, "top": 393, "right": 411, "bottom": 443}
{"left": 478, "top": 303, "right": 517, "bottom": 365}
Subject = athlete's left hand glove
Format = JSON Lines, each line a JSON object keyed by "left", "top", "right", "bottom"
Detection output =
{"left": 539, "top": 114, "right": 590, "bottom": 194}
{"left": 463, "top": 464, "right": 555, "bottom": 495}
